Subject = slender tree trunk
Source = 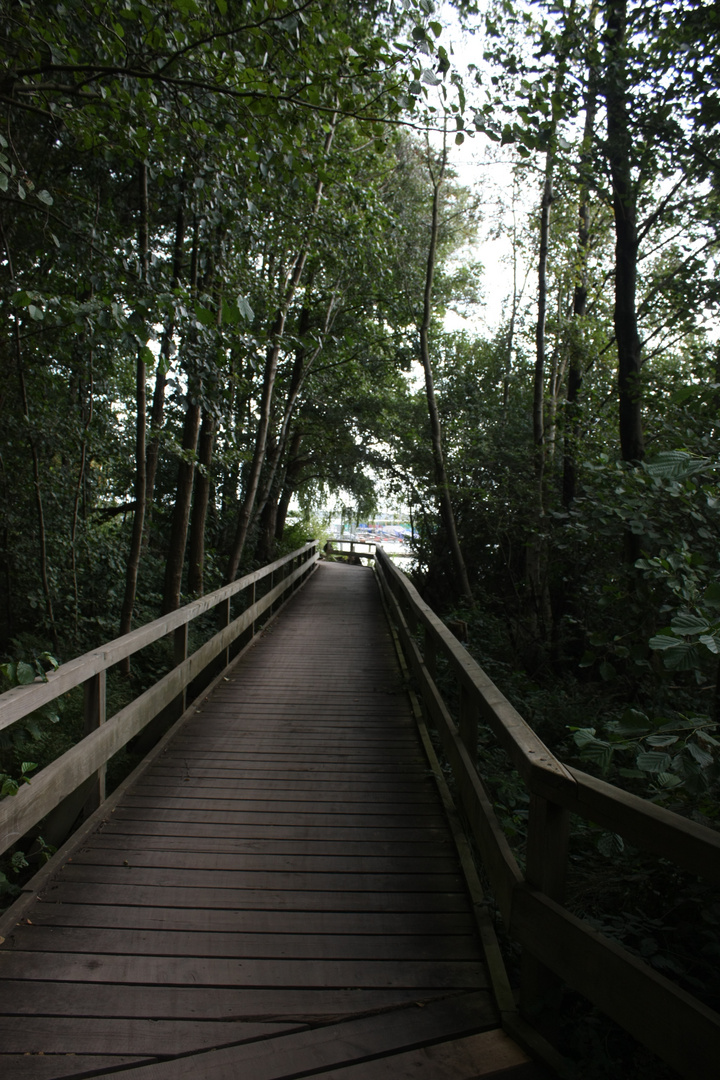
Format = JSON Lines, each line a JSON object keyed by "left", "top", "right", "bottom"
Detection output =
{"left": 503, "top": 203, "right": 520, "bottom": 427}
{"left": 119, "top": 163, "right": 150, "bottom": 653}
{"left": 255, "top": 495, "right": 279, "bottom": 565}
{"left": 563, "top": 12, "right": 598, "bottom": 506}
{"left": 605, "top": 0, "right": 644, "bottom": 567}
{"left": 274, "top": 429, "right": 304, "bottom": 540}
{"left": 225, "top": 121, "right": 337, "bottom": 583}
{"left": 419, "top": 140, "right": 473, "bottom": 607}
{"left": 187, "top": 410, "right": 216, "bottom": 596}
{"left": 144, "top": 189, "right": 186, "bottom": 547}
{"left": 70, "top": 350, "right": 94, "bottom": 639}
{"left": 161, "top": 396, "right": 201, "bottom": 614}
{"left": 534, "top": 150, "right": 553, "bottom": 511}
{"left": 605, "top": 0, "right": 644, "bottom": 466}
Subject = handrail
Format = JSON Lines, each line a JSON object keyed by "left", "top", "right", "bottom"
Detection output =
{"left": 374, "top": 546, "right": 720, "bottom": 1080}
{"left": 0, "top": 541, "right": 319, "bottom": 856}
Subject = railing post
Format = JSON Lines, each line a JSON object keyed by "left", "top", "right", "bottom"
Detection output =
{"left": 424, "top": 627, "right": 437, "bottom": 683}
{"left": 520, "top": 793, "right": 570, "bottom": 1020}
{"left": 83, "top": 670, "right": 106, "bottom": 815}
{"left": 174, "top": 623, "right": 188, "bottom": 717}
{"left": 219, "top": 597, "right": 231, "bottom": 669}
{"left": 251, "top": 581, "right": 256, "bottom": 637}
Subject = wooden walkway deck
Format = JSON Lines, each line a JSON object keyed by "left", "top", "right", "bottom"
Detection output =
{"left": 0, "top": 562, "right": 537, "bottom": 1079}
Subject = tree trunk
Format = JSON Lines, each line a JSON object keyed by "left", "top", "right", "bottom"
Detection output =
{"left": 563, "top": 16, "right": 597, "bottom": 507}
{"left": 187, "top": 410, "right": 216, "bottom": 596}
{"left": 119, "top": 162, "right": 149, "bottom": 654}
{"left": 534, "top": 150, "right": 553, "bottom": 511}
{"left": 255, "top": 494, "right": 279, "bottom": 565}
{"left": 605, "top": 0, "right": 644, "bottom": 466}
{"left": 144, "top": 188, "right": 186, "bottom": 547}
{"left": 419, "top": 140, "right": 473, "bottom": 607}
{"left": 275, "top": 429, "right": 304, "bottom": 540}
{"left": 161, "top": 395, "right": 201, "bottom": 614}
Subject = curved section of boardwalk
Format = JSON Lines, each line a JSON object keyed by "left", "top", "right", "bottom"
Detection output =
{"left": 0, "top": 562, "right": 535, "bottom": 1078}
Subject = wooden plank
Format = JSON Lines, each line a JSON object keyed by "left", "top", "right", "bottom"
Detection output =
{"left": 142, "top": 764, "right": 426, "bottom": 778}
{"left": 0, "top": 981, "right": 461, "bottom": 1019}
{"left": 79, "top": 836, "right": 453, "bottom": 858}
{"left": 121, "top": 781, "right": 437, "bottom": 800}
{"left": 81, "top": 991, "right": 498, "bottom": 1079}
{"left": 0, "top": 1017, "right": 304, "bottom": 1054}
{"left": 107, "top": 808, "right": 447, "bottom": 828}
{"left": 0, "top": 1055, "right": 150, "bottom": 1079}
{"left": 27, "top": 903, "right": 475, "bottom": 936}
{"left": 7, "top": 925, "right": 482, "bottom": 961}
{"left": 38, "top": 882, "right": 471, "bottom": 912}
{"left": 65, "top": 850, "right": 460, "bottom": 874}
{"left": 53, "top": 864, "right": 465, "bottom": 891}
{"left": 116, "top": 796, "right": 438, "bottom": 815}
{"left": 1, "top": 951, "right": 488, "bottom": 988}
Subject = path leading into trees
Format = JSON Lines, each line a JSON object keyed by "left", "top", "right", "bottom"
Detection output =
{"left": 0, "top": 562, "right": 537, "bottom": 1079}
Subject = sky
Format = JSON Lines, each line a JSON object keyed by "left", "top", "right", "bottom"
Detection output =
{"left": 430, "top": 3, "right": 535, "bottom": 337}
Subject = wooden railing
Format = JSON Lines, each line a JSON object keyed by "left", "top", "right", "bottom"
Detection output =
{"left": 0, "top": 541, "right": 319, "bottom": 858}
{"left": 325, "top": 540, "right": 413, "bottom": 560}
{"left": 374, "top": 546, "right": 720, "bottom": 1080}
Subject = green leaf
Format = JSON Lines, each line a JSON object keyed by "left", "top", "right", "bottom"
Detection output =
{"left": 645, "top": 451, "right": 708, "bottom": 480}
{"left": 614, "top": 709, "right": 651, "bottom": 734}
{"left": 687, "top": 741, "right": 714, "bottom": 769}
{"left": 671, "top": 612, "right": 709, "bottom": 635}
{"left": 597, "top": 832, "right": 624, "bottom": 857}
{"left": 455, "top": 132, "right": 465, "bottom": 145}
{"left": 636, "top": 751, "right": 673, "bottom": 773}
{"left": 27, "top": 304, "right": 44, "bottom": 321}
{"left": 699, "top": 634, "right": 720, "bottom": 655}
{"left": 663, "top": 641, "right": 700, "bottom": 670}
{"left": 16, "top": 662, "right": 35, "bottom": 685}
{"left": 237, "top": 294, "right": 254, "bottom": 322}
{"left": 645, "top": 734, "right": 679, "bottom": 747}
{"left": 655, "top": 772, "right": 683, "bottom": 790}
{"left": 194, "top": 303, "right": 215, "bottom": 327}
{"left": 37, "top": 189, "right": 53, "bottom": 206}
{"left": 649, "top": 633, "right": 678, "bottom": 650}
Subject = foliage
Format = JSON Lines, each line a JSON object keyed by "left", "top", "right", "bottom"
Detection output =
{"left": 0, "top": 650, "right": 60, "bottom": 784}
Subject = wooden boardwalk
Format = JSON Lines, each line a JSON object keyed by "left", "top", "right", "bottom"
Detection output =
{"left": 0, "top": 562, "right": 536, "bottom": 1079}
